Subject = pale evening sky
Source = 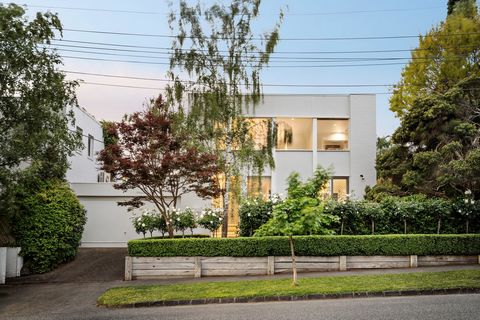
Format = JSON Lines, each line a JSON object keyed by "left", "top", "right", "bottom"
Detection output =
{"left": 9, "top": 0, "right": 448, "bottom": 137}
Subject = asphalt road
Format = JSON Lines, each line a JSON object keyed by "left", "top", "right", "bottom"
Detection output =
{"left": 1, "top": 293, "right": 479, "bottom": 320}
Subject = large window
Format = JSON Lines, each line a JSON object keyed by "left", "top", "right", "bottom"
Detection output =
{"left": 247, "top": 176, "right": 271, "bottom": 199}
{"left": 246, "top": 118, "right": 270, "bottom": 149}
{"left": 276, "top": 118, "right": 312, "bottom": 150}
{"left": 319, "top": 177, "right": 349, "bottom": 200}
{"left": 317, "top": 119, "right": 349, "bottom": 151}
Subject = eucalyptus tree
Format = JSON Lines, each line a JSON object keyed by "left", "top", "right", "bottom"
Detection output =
{"left": 166, "top": 0, "right": 283, "bottom": 237}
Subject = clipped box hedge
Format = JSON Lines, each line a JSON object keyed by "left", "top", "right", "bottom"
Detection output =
{"left": 128, "top": 234, "right": 480, "bottom": 257}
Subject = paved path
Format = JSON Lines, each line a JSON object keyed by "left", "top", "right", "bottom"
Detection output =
{"left": 1, "top": 265, "right": 479, "bottom": 319}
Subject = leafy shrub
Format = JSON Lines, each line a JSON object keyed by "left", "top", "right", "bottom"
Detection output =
{"left": 239, "top": 196, "right": 278, "bottom": 237}
{"left": 128, "top": 234, "right": 480, "bottom": 257}
{"left": 13, "top": 180, "right": 86, "bottom": 274}
{"left": 131, "top": 209, "right": 158, "bottom": 238}
{"left": 173, "top": 207, "right": 197, "bottom": 236}
{"left": 197, "top": 208, "right": 224, "bottom": 235}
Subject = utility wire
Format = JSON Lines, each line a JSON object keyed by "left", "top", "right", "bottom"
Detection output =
{"left": 64, "top": 70, "right": 394, "bottom": 87}
{"left": 52, "top": 39, "right": 479, "bottom": 55}
{"left": 51, "top": 47, "right": 475, "bottom": 63}
{"left": 18, "top": 3, "right": 443, "bottom": 16}
{"left": 61, "top": 28, "right": 480, "bottom": 41}
{"left": 79, "top": 81, "right": 394, "bottom": 94}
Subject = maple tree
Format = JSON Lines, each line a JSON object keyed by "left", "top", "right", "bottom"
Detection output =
{"left": 98, "top": 96, "right": 222, "bottom": 237}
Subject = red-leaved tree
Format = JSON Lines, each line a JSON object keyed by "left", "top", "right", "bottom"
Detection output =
{"left": 98, "top": 96, "right": 222, "bottom": 237}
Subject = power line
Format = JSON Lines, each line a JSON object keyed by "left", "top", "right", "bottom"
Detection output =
{"left": 48, "top": 45, "right": 476, "bottom": 62}
{"left": 64, "top": 70, "right": 394, "bottom": 87}
{"left": 79, "top": 81, "right": 394, "bottom": 94}
{"left": 62, "top": 28, "right": 480, "bottom": 41}
{"left": 60, "top": 55, "right": 474, "bottom": 68}
{"left": 19, "top": 3, "right": 443, "bottom": 17}
{"left": 52, "top": 39, "right": 479, "bottom": 55}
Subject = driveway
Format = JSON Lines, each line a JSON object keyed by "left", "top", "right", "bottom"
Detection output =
{"left": 6, "top": 248, "right": 127, "bottom": 284}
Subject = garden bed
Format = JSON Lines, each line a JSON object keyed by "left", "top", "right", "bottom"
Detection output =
{"left": 125, "top": 235, "right": 480, "bottom": 280}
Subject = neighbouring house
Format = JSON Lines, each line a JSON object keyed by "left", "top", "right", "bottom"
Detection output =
{"left": 74, "top": 94, "right": 377, "bottom": 246}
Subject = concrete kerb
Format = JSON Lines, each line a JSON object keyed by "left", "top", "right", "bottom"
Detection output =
{"left": 101, "top": 287, "right": 480, "bottom": 309}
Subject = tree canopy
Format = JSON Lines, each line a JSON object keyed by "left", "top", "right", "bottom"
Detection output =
{"left": 98, "top": 96, "right": 222, "bottom": 237}
{"left": 0, "top": 4, "right": 81, "bottom": 217}
{"left": 372, "top": 1, "right": 480, "bottom": 200}
{"left": 166, "top": 0, "right": 283, "bottom": 236}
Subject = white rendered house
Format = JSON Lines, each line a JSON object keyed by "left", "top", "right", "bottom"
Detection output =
{"left": 74, "top": 94, "right": 377, "bottom": 246}
{"left": 240, "top": 94, "right": 377, "bottom": 201}
{"left": 66, "top": 106, "right": 105, "bottom": 183}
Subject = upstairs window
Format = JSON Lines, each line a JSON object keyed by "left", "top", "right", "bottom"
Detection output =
{"left": 87, "top": 135, "right": 94, "bottom": 157}
{"left": 276, "top": 118, "right": 312, "bottom": 150}
{"left": 246, "top": 118, "right": 270, "bottom": 149}
{"left": 317, "top": 119, "right": 349, "bottom": 151}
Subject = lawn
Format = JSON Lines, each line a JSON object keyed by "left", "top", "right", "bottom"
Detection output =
{"left": 98, "top": 269, "right": 480, "bottom": 307}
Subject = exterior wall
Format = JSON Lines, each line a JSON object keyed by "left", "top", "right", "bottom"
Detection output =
{"left": 246, "top": 94, "right": 376, "bottom": 199}
{"left": 66, "top": 106, "right": 105, "bottom": 183}
{"left": 73, "top": 183, "right": 210, "bottom": 247}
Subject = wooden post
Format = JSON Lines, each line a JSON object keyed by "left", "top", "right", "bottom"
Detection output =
{"left": 409, "top": 255, "right": 418, "bottom": 268}
{"left": 267, "top": 256, "right": 275, "bottom": 275}
{"left": 124, "top": 256, "right": 133, "bottom": 281}
{"left": 194, "top": 256, "right": 202, "bottom": 278}
{"left": 339, "top": 255, "right": 347, "bottom": 271}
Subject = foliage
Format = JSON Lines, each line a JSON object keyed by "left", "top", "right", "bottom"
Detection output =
{"left": 238, "top": 195, "right": 282, "bottom": 237}
{"left": 254, "top": 168, "right": 338, "bottom": 237}
{"left": 166, "top": 0, "right": 284, "bottom": 236}
{"left": 377, "top": 3, "right": 480, "bottom": 199}
{"left": 131, "top": 209, "right": 159, "bottom": 238}
{"left": 98, "top": 96, "right": 221, "bottom": 237}
{"left": 0, "top": 4, "right": 81, "bottom": 217}
{"left": 197, "top": 208, "right": 224, "bottom": 236}
{"left": 174, "top": 207, "right": 197, "bottom": 236}
{"left": 99, "top": 120, "right": 118, "bottom": 147}
{"left": 128, "top": 234, "right": 480, "bottom": 257}
{"left": 13, "top": 180, "right": 86, "bottom": 274}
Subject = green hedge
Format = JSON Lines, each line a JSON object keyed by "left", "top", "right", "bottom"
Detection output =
{"left": 136, "top": 234, "right": 210, "bottom": 240}
{"left": 128, "top": 234, "right": 480, "bottom": 257}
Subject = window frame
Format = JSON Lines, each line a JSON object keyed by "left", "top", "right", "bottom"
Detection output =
{"left": 275, "top": 117, "right": 313, "bottom": 151}
{"left": 316, "top": 118, "right": 350, "bottom": 152}
{"left": 87, "top": 134, "right": 94, "bottom": 158}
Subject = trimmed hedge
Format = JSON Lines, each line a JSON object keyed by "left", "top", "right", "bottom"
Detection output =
{"left": 128, "top": 234, "right": 480, "bottom": 257}
{"left": 136, "top": 234, "right": 210, "bottom": 240}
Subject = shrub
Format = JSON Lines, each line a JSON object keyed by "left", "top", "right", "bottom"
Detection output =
{"left": 131, "top": 209, "right": 158, "bottom": 238}
{"left": 239, "top": 196, "right": 278, "bottom": 237}
{"left": 173, "top": 207, "right": 197, "bottom": 236}
{"left": 197, "top": 208, "right": 224, "bottom": 236}
{"left": 128, "top": 234, "right": 480, "bottom": 257}
{"left": 13, "top": 180, "right": 86, "bottom": 274}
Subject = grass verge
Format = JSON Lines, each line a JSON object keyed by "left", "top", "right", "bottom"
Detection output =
{"left": 98, "top": 270, "right": 480, "bottom": 307}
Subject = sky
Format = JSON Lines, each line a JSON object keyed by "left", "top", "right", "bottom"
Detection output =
{"left": 8, "top": 0, "right": 449, "bottom": 137}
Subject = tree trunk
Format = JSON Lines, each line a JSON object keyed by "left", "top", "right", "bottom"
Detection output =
{"left": 167, "top": 222, "right": 175, "bottom": 238}
{"left": 437, "top": 218, "right": 441, "bottom": 234}
{"left": 404, "top": 219, "right": 407, "bottom": 234}
{"left": 289, "top": 235, "right": 298, "bottom": 286}
{"left": 182, "top": 230, "right": 185, "bottom": 238}
{"left": 371, "top": 219, "right": 375, "bottom": 235}
{"left": 466, "top": 219, "right": 469, "bottom": 234}
{"left": 221, "top": 177, "right": 230, "bottom": 238}
{"left": 340, "top": 220, "right": 344, "bottom": 235}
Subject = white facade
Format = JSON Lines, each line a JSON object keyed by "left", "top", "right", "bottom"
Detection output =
{"left": 66, "top": 106, "right": 105, "bottom": 183}
{"left": 75, "top": 94, "right": 376, "bottom": 247}
{"left": 240, "top": 94, "right": 377, "bottom": 199}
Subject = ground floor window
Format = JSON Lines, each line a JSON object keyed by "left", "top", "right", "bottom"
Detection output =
{"left": 247, "top": 176, "right": 271, "bottom": 199}
{"left": 319, "top": 177, "right": 349, "bottom": 200}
